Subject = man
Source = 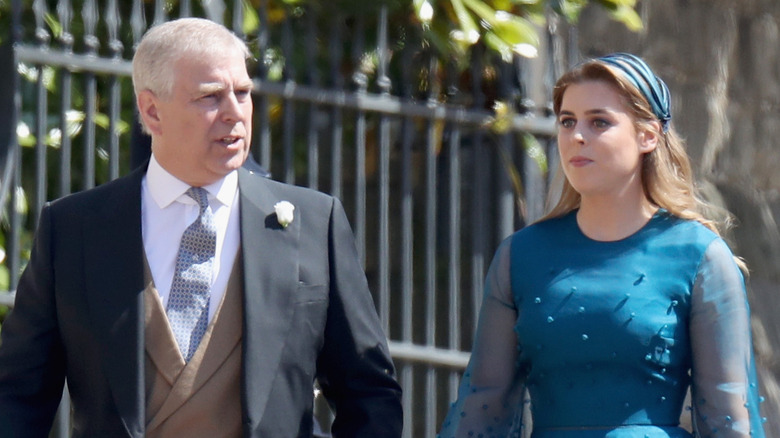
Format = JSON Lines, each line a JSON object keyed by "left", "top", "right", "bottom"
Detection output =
{"left": 0, "top": 18, "right": 402, "bottom": 437}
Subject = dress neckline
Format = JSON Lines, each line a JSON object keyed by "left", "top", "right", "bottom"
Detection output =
{"left": 569, "top": 208, "right": 668, "bottom": 245}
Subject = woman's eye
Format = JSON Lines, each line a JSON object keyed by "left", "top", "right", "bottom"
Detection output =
{"left": 559, "top": 118, "right": 575, "bottom": 128}
{"left": 592, "top": 119, "right": 610, "bottom": 129}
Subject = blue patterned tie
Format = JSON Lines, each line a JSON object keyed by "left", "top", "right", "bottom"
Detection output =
{"left": 166, "top": 187, "right": 216, "bottom": 361}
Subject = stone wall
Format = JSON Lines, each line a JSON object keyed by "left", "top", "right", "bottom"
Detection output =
{"left": 574, "top": 0, "right": 780, "bottom": 430}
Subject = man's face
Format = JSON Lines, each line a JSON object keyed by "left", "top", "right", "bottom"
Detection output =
{"left": 139, "top": 48, "right": 254, "bottom": 187}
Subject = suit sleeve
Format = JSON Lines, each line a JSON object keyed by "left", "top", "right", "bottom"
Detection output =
{"left": 0, "top": 203, "right": 65, "bottom": 437}
{"left": 315, "top": 197, "right": 403, "bottom": 438}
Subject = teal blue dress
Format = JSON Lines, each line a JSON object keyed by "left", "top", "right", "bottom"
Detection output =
{"left": 439, "top": 210, "right": 766, "bottom": 438}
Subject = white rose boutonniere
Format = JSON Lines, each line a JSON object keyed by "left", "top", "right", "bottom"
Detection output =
{"left": 274, "top": 201, "right": 295, "bottom": 228}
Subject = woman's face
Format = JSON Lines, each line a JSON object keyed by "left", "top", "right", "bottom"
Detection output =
{"left": 556, "top": 80, "right": 657, "bottom": 200}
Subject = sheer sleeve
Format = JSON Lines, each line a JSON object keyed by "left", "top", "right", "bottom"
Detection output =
{"left": 438, "top": 237, "right": 526, "bottom": 438}
{"left": 689, "top": 238, "right": 766, "bottom": 437}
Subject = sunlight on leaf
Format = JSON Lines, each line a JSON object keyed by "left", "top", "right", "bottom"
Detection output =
{"left": 521, "top": 133, "right": 548, "bottom": 173}
{"left": 14, "top": 187, "right": 27, "bottom": 216}
{"left": 491, "top": 12, "right": 539, "bottom": 46}
{"left": 487, "top": 101, "right": 514, "bottom": 134}
{"left": 609, "top": 5, "right": 643, "bottom": 31}
{"left": 65, "top": 110, "right": 84, "bottom": 138}
{"left": 243, "top": 0, "right": 261, "bottom": 35}
{"left": 47, "top": 127, "right": 62, "bottom": 148}
{"left": 415, "top": 0, "right": 434, "bottom": 23}
{"left": 450, "top": 0, "right": 480, "bottom": 45}
{"left": 16, "top": 122, "right": 35, "bottom": 148}
{"left": 43, "top": 13, "right": 62, "bottom": 39}
{"left": 93, "top": 113, "right": 130, "bottom": 135}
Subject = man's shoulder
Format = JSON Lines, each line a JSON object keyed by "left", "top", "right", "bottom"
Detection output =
{"left": 49, "top": 164, "right": 145, "bottom": 211}
{"left": 238, "top": 168, "right": 336, "bottom": 210}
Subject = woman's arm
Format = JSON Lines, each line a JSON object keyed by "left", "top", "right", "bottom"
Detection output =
{"left": 438, "top": 237, "right": 525, "bottom": 438}
{"left": 689, "top": 238, "right": 766, "bottom": 437}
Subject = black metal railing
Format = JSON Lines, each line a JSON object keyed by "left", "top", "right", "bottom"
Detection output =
{"left": 1, "top": 0, "right": 571, "bottom": 435}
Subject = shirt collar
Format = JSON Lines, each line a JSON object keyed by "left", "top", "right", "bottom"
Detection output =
{"left": 146, "top": 154, "right": 238, "bottom": 208}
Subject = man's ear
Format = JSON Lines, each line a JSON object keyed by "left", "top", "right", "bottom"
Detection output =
{"left": 136, "top": 90, "right": 162, "bottom": 136}
{"left": 638, "top": 121, "right": 660, "bottom": 154}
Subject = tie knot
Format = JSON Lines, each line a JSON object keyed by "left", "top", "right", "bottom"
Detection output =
{"left": 186, "top": 187, "right": 210, "bottom": 213}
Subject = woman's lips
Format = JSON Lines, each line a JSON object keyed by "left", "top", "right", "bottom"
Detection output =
{"left": 569, "top": 156, "right": 593, "bottom": 167}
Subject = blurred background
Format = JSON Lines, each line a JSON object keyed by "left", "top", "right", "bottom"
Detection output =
{"left": 0, "top": 0, "right": 777, "bottom": 436}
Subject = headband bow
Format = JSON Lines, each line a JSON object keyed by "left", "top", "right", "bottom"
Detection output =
{"left": 598, "top": 53, "right": 672, "bottom": 132}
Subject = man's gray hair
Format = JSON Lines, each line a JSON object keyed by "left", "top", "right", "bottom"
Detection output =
{"left": 132, "top": 17, "right": 251, "bottom": 112}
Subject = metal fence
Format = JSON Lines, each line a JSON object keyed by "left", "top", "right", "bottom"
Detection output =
{"left": 0, "top": 0, "right": 571, "bottom": 436}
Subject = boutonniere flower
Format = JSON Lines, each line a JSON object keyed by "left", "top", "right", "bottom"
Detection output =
{"left": 274, "top": 201, "right": 295, "bottom": 228}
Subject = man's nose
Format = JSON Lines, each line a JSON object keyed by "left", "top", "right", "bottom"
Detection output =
{"left": 221, "top": 93, "right": 246, "bottom": 121}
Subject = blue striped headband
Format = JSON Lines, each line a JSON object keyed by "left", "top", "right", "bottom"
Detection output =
{"left": 598, "top": 53, "right": 672, "bottom": 132}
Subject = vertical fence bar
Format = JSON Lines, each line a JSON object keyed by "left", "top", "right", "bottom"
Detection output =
{"left": 106, "top": 0, "right": 122, "bottom": 181}
{"left": 470, "top": 44, "right": 487, "bottom": 335}
{"left": 57, "top": 0, "right": 73, "bottom": 197}
{"left": 327, "top": 13, "right": 344, "bottom": 200}
{"left": 446, "top": 67, "right": 462, "bottom": 401}
{"left": 398, "top": 44, "right": 415, "bottom": 438}
{"left": 131, "top": 0, "right": 146, "bottom": 50}
{"left": 305, "top": 10, "right": 319, "bottom": 190}
{"left": 281, "top": 16, "right": 296, "bottom": 184}
{"left": 7, "top": 0, "right": 23, "bottom": 295}
{"left": 179, "top": 0, "right": 192, "bottom": 18}
{"left": 32, "top": 0, "right": 49, "bottom": 224}
{"left": 254, "top": 0, "right": 271, "bottom": 171}
{"left": 33, "top": 65, "right": 48, "bottom": 225}
{"left": 82, "top": 0, "right": 98, "bottom": 190}
{"left": 496, "top": 62, "right": 515, "bottom": 240}
{"left": 153, "top": 0, "right": 166, "bottom": 26}
{"left": 351, "top": 13, "right": 367, "bottom": 264}
{"left": 424, "top": 53, "right": 440, "bottom": 438}
{"left": 232, "top": 0, "right": 243, "bottom": 36}
{"left": 376, "top": 5, "right": 391, "bottom": 331}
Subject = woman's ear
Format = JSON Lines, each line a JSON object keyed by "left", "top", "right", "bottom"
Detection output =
{"left": 638, "top": 121, "right": 661, "bottom": 154}
{"left": 136, "top": 90, "right": 162, "bottom": 136}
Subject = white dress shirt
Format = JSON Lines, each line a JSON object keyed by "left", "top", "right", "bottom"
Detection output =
{"left": 141, "top": 155, "right": 241, "bottom": 324}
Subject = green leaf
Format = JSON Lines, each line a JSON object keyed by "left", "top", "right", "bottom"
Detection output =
{"left": 483, "top": 31, "right": 513, "bottom": 62}
{"left": 0, "top": 265, "right": 9, "bottom": 293}
{"left": 490, "top": 13, "right": 538, "bottom": 46}
{"left": 93, "top": 113, "right": 130, "bottom": 135}
{"left": 243, "top": 0, "right": 262, "bottom": 35}
{"left": 43, "top": 13, "right": 62, "bottom": 39}
{"left": 414, "top": 0, "right": 434, "bottom": 23}
{"left": 551, "top": 0, "right": 587, "bottom": 22}
{"left": 521, "top": 133, "right": 547, "bottom": 173}
{"left": 450, "top": 0, "right": 480, "bottom": 44}
{"left": 460, "top": 0, "right": 496, "bottom": 23}
{"left": 609, "top": 5, "right": 643, "bottom": 31}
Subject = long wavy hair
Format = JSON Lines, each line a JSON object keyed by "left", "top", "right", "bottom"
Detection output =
{"left": 542, "top": 59, "right": 746, "bottom": 271}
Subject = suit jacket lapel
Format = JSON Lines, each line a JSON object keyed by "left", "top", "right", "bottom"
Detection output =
{"left": 83, "top": 166, "right": 146, "bottom": 437}
{"left": 237, "top": 168, "right": 301, "bottom": 430}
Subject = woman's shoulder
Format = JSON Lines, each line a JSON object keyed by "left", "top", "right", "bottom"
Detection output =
{"left": 653, "top": 210, "right": 722, "bottom": 246}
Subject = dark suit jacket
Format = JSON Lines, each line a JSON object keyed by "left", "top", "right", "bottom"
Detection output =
{"left": 0, "top": 164, "right": 402, "bottom": 437}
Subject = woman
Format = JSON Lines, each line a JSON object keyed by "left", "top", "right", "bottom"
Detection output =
{"left": 438, "top": 53, "right": 766, "bottom": 438}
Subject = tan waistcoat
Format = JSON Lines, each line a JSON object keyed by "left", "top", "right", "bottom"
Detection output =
{"left": 142, "top": 256, "right": 244, "bottom": 438}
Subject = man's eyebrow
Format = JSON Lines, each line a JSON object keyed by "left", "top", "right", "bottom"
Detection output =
{"left": 198, "top": 81, "right": 254, "bottom": 94}
{"left": 198, "top": 82, "right": 226, "bottom": 94}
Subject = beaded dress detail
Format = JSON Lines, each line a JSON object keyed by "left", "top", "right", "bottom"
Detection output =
{"left": 439, "top": 210, "right": 765, "bottom": 438}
